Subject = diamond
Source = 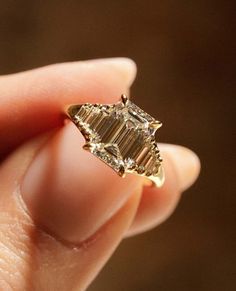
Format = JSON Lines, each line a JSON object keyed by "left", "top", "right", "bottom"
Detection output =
{"left": 124, "top": 157, "right": 136, "bottom": 170}
{"left": 71, "top": 95, "right": 162, "bottom": 178}
{"left": 104, "top": 144, "right": 120, "bottom": 158}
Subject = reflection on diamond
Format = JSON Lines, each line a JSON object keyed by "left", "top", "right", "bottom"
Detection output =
{"left": 124, "top": 157, "right": 136, "bottom": 169}
{"left": 104, "top": 144, "right": 120, "bottom": 158}
{"left": 72, "top": 98, "right": 162, "bottom": 178}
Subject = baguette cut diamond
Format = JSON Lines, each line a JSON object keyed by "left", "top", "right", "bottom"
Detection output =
{"left": 67, "top": 95, "right": 164, "bottom": 185}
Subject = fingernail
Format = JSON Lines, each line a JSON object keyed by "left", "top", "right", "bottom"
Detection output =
{"left": 161, "top": 144, "right": 201, "bottom": 191}
{"left": 21, "top": 123, "right": 142, "bottom": 243}
{"left": 86, "top": 57, "right": 137, "bottom": 87}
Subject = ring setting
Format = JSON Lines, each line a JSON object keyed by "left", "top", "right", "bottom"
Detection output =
{"left": 65, "top": 94, "right": 165, "bottom": 187}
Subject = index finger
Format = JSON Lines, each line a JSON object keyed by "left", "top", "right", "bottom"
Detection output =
{"left": 0, "top": 58, "right": 136, "bottom": 160}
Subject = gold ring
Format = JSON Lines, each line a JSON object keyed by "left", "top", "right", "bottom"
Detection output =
{"left": 64, "top": 94, "right": 165, "bottom": 187}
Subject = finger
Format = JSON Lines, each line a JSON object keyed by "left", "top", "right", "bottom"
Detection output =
{"left": 126, "top": 144, "right": 201, "bottom": 237}
{"left": 21, "top": 122, "right": 143, "bottom": 243}
{"left": 0, "top": 132, "right": 142, "bottom": 290}
{"left": 0, "top": 57, "right": 136, "bottom": 159}
{"left": 0, "top": 58, "right": 143, "bottom": 290}
{"left": 0, "top": 109, "right": 143, "bottom": 288}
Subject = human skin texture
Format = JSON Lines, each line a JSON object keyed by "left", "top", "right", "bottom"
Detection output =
{"left": 0, "top": 58, "right": 200, "bottom": 291}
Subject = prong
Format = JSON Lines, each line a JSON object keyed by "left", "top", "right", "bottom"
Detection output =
{"left": 83, "top": 143, "right": 93, "bottom": 151}
{"left": 118, "top": 165, "right": 126, "bottom": 177}
{"left": 121, "top": 94, "right": 129, "bottom": 106}
{"left": 150, "top": 120, "right": 162, "bottom": 130}
{"left": 158, "top": 156, "right": 163, "bottom": 162}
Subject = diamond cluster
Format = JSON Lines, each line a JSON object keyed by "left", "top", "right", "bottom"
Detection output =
{"left": 69, "top": 96, "right": 163, "bottom": 178}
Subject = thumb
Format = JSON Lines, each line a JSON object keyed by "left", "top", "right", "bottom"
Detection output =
{"left": 21, "top": 122, "right": 142, "bottom": 243}
{"left": 0, "top": 59, "right": 142, "bottom": 290}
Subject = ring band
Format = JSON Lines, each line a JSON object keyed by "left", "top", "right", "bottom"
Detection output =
{"left": 64, "top": 94, "right": 165, "bottom": 187}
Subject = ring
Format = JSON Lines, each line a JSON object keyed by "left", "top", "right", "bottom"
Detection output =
{"left": 64, "top": 94, "right": 165, "bottom": 187}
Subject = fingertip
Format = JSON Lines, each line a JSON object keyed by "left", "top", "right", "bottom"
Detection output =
{"left": 85, "top": 57, "right": 137, "bottom": 87}
{"left": 160, "top": 144, "right": 201, "bottom": 191}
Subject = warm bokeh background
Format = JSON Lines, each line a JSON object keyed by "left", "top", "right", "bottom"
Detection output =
{"left": 0, "top": 1, "right": 235, "bottom": 290}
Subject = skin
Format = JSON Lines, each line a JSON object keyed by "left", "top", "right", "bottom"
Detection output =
{"left": 0, "top": 58, "right": 200, "bottom": 291}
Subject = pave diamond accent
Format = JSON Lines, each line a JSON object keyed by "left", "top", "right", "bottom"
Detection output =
{"left": 67, "top": 95, "right": 163, "bottom": 179}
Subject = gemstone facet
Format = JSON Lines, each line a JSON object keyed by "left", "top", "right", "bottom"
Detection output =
{"left": 69, "top": 96, "right": 163, "bottom": 179}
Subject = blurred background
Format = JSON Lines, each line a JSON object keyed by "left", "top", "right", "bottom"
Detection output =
{"left": 0, "top": 1, "right": 235, "bottom": 290}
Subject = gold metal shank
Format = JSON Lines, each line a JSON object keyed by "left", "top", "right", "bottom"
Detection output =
{"left": 65, "top": 95, "right": 165, "bottom": 187}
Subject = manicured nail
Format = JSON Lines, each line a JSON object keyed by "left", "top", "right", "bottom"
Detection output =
{"left": 21, "top": 123, "right": 142, "bottom": 243}
{"left": 160, "top": 144, "right": 201, "bottom": 191}
{"left": 86, "top": 57, "right": 137, "bottom": 87}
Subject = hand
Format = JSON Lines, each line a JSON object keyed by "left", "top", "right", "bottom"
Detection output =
{"left": 0, "top": 58, "right": 200, "bottom": 290}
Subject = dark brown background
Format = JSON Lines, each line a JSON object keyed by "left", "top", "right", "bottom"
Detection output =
{"left": 0, "top": 1, "right": 235, "bottom": 290}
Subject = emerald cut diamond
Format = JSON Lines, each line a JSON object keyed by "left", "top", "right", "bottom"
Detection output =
{"left": 67, "top": 94, "right": 164, "bottom": 185}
